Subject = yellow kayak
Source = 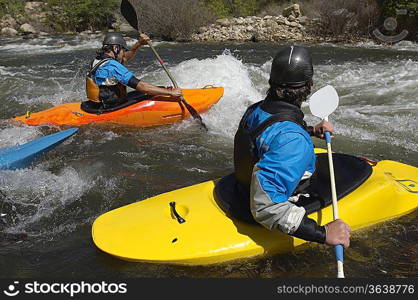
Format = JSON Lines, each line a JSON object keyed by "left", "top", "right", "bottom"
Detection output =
{"left": 92, "top": 150, "right": 418, "bottom": 265}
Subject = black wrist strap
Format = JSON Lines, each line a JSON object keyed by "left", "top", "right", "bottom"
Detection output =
{"left": 291, "top": 215, "right": 326, "bottom": 243}
{"left": 128, "top": 76, "right": 140, "bottom": 89}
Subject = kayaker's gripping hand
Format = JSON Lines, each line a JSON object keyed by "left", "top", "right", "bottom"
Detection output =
{"left": 324, "top": 219, "right": 351, "bottom": 248}
{"left": 170, "top": 88, "right": 183, "bottom": 99}
{"left": 124, "top": 34, "right": 150, "bottom": 63}
{"left": 313, "top": 120, "right": 334, "bottom": 139}
{"left": 138, "top": 33, "right": 150, "bottom": 46}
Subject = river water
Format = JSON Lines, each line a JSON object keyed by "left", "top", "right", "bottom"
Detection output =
{"left": 0, "top": 34, "right": 417, "bottom": 278}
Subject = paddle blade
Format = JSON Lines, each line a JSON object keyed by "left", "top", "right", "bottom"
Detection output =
{"left": 181, "top": 98, "right": 208, "bottom": 131}
{"left": 121, "top": 0, "right": 139, "bottom": 31}
{"left": 309, "top": 85, "right": 339, "bottom": 119}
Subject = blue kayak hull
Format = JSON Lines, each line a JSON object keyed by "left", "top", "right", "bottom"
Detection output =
{"left": 0, "top": 128, "right": 78, "bottom": 170}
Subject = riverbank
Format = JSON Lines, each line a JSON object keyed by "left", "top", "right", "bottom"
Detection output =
{"left": 0, "top": 2, "right": 374, "bottom": 45}
{"left": 2, "top": 2, "right": 416, "bottom": 47}
{"left": 0, "top": 14, "right": 373, "bottom": 46}
{"left": 189, "top": 15, "right": 372, "bottom": 44}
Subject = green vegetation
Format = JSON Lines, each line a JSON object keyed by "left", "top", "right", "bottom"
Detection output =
{"left": 0, "top": 0, "right": 25, "bottom": 18}
{"left": 1, "top": 0, "right": 118, "bottom": 32}
{"left": 204, "top": 0, "right": 262, "bottom": 17}
{"left": 230, "top": 0, "right": 259, "bottom": 17}
{"left": 204, "top": 0, "right": 230, "bottom": 18}
{"left": 45, "top": 0, "right": 118, "bottom": 32}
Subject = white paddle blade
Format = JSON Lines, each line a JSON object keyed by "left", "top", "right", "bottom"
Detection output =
{"left": 309, "top": 85, "right": 339, "bottom": 119}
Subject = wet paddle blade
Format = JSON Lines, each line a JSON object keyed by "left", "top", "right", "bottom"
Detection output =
{"left": 181, "top": 98, "right": 208, "bottom": 131}
{"left": 121, "top": 0, "right": 139, "bottom": 31}
{"left": 309, "top": 85, "right": 339, "bottom": 119}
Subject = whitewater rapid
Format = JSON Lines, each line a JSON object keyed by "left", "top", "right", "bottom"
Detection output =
{"left": 0, "top": 36, "right": 417, "bottom": 237}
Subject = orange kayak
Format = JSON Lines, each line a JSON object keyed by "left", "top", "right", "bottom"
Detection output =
{"left": 13, "top": 87, "right": 224, "bottom": 127}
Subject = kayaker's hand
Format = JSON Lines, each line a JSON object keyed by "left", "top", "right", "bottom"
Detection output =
{"left": 170, "top": 88, "right": 183, "bottom": 98}
{"left": 138, "top": 33, "right": 150, "bottom": 46}
{"left": 324, "top": 219, "right": 351, "bottom": 248}
{"left": 314, "top": 120, "right": 334, "bottom": 139}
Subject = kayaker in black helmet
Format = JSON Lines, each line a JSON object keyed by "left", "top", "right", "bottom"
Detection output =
{"left": 217, "top": 46, "right": 351, "bottom": 248}
{"left": 86, "top": 32, "right": 182, "bottom": 108}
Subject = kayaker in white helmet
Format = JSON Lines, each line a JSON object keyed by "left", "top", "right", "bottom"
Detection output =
{"left": 217, "top": 46, "right": 351, "bottom": 249}
{"left": 86, "top": 32, "right": 182, "bottom": 109}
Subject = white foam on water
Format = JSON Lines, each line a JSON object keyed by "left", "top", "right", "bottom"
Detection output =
{"left": 3, "top": 41, "right": 416, "bottom": 154}
{"left": 0, "top": 43, "right": 53, "bottom": 53}
{"left": 0, "top": 60, "right": 86, "bottom": 109}
{"left": 312, "top": 57, "right": 418, "bottom": 152}
{"left": 333, "top": 105, "right": 418, "bottom": 151}
{"left": 0, "top": 66, "right": 15, "bottom": 76}
{"left": 155, "top": 50, "right": 263, "bottom": 137}
{"left": 0, "top": 35, "right": 102, "bottom": 54}
{"left": 0, "top": 166, "right": 88, "bottom": 234}
{"left": 15, "top": 90, "right": 84, "bottom": 107}
{"left": 132, "top": 162, "right": 151, "bottom": 170}
{"left": 140, "top": 48, "right": 417, "bottom": 152}
{"left": 319, "top": 40, "right": 418, "bottom": 52}
{"left": 354, "top": 40, "right": 418, "bottom": 52}
{"left": 185, "top": 167, "right": 208, "bottom": 173}
{"left": 102, "top": 130, "right": 120, "bottom": 140}
{"left": 126, "top": 38, "right": 176, "bottom": 48}
{"left": 82, "top": 128, "right": 120, "bottom": 142}
{"left": 0, "top": 159, "right": 126, "bottom": 238}
{"left": 0, "top": 35, "right": 177, "bottom": 55}
{"left": 0, "top": 126, "right": 42, "bottom": 148}
{"left": 248, "top": 59, "right": 273, "bottom": 90}
{"left": 315, "top": 59, "right": 418, "bottom": 98}
{"left": 173, "top": 50, "right": 417, "bottom": 154}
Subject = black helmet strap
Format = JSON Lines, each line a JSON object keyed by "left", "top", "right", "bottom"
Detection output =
{"left": 111, "top": 45, "right": 122, "bottom": 60}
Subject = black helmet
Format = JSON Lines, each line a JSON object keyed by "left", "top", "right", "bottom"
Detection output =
{"left": 269, "top": 46, "right": 313, "bottom": 88}
{"left": 102, "top": 32, "right": 129, "bottom": 50}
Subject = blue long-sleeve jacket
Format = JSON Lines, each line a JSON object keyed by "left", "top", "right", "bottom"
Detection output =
{"left": 93, "top": 59, "right": 134, "bottom": 86}
{"left": 246, "top": 105, "right": 316, "bottom": 234}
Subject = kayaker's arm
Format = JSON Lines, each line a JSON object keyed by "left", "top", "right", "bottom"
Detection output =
{"left": 129, "top": 77, "right": 182, "bottom": 98}
{"left": 123, "top": 33, "right": 150, "bottom": 64}
{"left": 250, "top": 131, "right": 350, "bottom": 247}
{"left": 250, "top": 133, "right": 326, "bottom": 243}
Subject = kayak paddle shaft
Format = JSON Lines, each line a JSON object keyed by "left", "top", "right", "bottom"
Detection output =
{"left": 325, "top": 130, "right": 345, "bottom": 278}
